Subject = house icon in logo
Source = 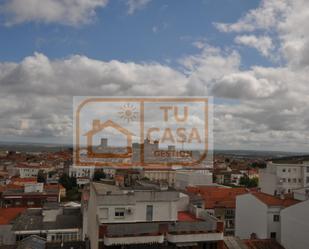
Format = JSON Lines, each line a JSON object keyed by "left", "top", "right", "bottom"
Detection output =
{"left": 83, "top": 119, "right": 134, "bottom": 158}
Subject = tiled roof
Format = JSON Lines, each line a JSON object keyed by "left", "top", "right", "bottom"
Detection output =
{"left": 244, "top": 239, "right": 285, "bottom": 249}
{"left": 177, "top": 211, "right": 200, "bottom": 222}
{"left": 252, "top": 192, "right": 299, "bottom": 207}
{"left": 0, "top": 207, "right": 26, "bottom": 225}
{"left": 187, "top": 186, "right": 249, "bottom": 209}
{"left": 16, "top": 163, "right": 52, "bottom": 169}
{"left": 11, "top": 177, "right": 37, "bottom": 184}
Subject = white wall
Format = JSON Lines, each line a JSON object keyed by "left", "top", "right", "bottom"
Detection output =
{"left": 235, "top": 194, "right": 268, "bottom": 239}
{"left": 259, "top": 168, "right": 277, "bottom": 195}
{"left": 281, "top": 200, "right": 309, "bottom": 249}
{"left": 97, "top": 200, "right": 178, "bottom": 223}
{"left": 267, "top": 207, "right": 281, "bottom": 241}
{"left": 175, "top": 171, "right": 213, "bottom": 190}
{"left": 87, "top": 184, "right": 99, "bottom": 249}
{"left": 260, "top": 162, "right": 308, "bottom": 196}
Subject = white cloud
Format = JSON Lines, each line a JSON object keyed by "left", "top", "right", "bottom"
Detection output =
{"left": 2, "top": 0, "right": 309, "bottom": 151}
{"left": 126, "top": 0, "right": 151, "bottom": 15}
{"left": 0, "top": 0, "right": 108, "bottom": 26}
{"left": 234, "top": 35, "right": 273, "bottom": 57}
{"left": 215, "top": 0, "right": 309, "bottom": 68}
{"left": 1, "top": 42, "right": 309, "bottom": 151}
{"left": 214, "top": 0, "right": 289, "bottom": 33}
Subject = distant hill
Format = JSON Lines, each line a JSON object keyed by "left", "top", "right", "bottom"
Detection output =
{"left": 271, "top": 155, "right": 309, "bottom": 164}
{"left": 214, "top": 149, "right": 306, "bottom": 159}
{"left": 0, "top": 141, "right": 71, "bottom": 153}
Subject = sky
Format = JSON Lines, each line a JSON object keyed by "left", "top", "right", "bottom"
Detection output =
{"left": 0, "top": 0, "right": 309, "bottom": 152}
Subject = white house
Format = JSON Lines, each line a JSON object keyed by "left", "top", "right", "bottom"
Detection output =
{"left": 84, "top": 182, "right": 224, "bottom": 249}
{"left": 16, "top": 163, "right": 53, "bottom": 178}
{"left": 235, "top": 192, "right": 299, "bottom": 242}
{"left": 281, "top": 199, "right": 309, "bottom": 249}
{"left": 259, "top": 161, "right": 309, "bottom": 196}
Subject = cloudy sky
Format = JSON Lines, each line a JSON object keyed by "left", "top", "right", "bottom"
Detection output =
{"left": 0, "top": 0, "right": 308, "bottom": 152}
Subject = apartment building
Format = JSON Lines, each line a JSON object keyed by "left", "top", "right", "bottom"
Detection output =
{"left": 142, "top": 168, "right": 213, "bottom": 189}
{"left": 259, "top": 161, "right": 309, "bottom": 195}
{"left": 235, "top": 192, "right": 299, "bottom": 242}
{"left": 16, "top": 163, "right": 54, "bottom": 178}
{"left": 280, "top": 198, "right": 309, "bottom": 249}
{"left": 83, "top": 182, "right": 224, "bottom": 249}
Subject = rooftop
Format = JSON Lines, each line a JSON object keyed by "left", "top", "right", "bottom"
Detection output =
{"left": 244, "top": 239, "right": 285, "bottom": 249}
{"left": 177, "top": 211, "right": 201, "bottom": 222}
{"left": 187, "top": 186, "right": 249, "bottom": 209}
{"left": 251, "top": 192, "right": 300, "bottom": 207}
{"left": 12, "top": 207, "right": 82, "bottom": 231}
{"left": 0, "top": 207, "right": 26, "bottom": 225}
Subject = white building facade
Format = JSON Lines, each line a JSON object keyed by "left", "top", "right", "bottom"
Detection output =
{"left": 84, "top": 182, "right": 224, "bottom": 249}
{"left": 259, "top": 161, "right": 309, "bottom": 196}
{"left": 281, "top": 199, "right": 309, "bottom": 249}
{"left": 235, "top": 192, "right": 298, "bottom": 242}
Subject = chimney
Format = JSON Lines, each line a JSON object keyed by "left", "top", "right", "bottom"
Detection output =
{"left": 92, "top": 120, "right": 101, "bottom": 131}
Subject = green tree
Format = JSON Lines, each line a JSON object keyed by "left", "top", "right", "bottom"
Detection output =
{"left": 59, "top": 173, "right": 77, "bottom": 190}
{"left": 93, "top": 171, "right": 106, "bottom": 181}
{"left": 37, "top": 170, "right": 46, "bottom": 183}
{"left": 239, "top": 176, "right": 258, "bottom": 188}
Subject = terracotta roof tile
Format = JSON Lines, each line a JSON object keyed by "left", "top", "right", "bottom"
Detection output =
{"left": 177, "top": 211, "right": 200, "bottom": 222}
{"left": 0, "top": 207, "right": 26, "bottom": 225}
{"left": 252, "top": 192, "right": 299, "bottom": 207}
{"left": 244, "top": 239, "right": 285, "bottom": 249}
{"left": 187, "top": 186, "right": 249, "bottom": 209}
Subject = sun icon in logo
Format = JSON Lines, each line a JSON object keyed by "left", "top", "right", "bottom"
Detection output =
{"left": 118, "top": 103, "right": 138, "bottom": 123}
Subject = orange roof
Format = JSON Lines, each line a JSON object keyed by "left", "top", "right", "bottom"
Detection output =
{"left": 244, "top": 239, "right": 285, "bottom": 249}
{"left": 187, "top": 186, "right": 249, "bottom": 209}
{"left": 44, "top": 184, "right": 64, "bottom": 190}
{"left": 16, "top": 163, "right": 52, "bottom": 169}
{"left": 11, "top": 177, "right": 37, "bottom": 184}
{"left": 0, "top": 207, "right": 26, "bottom": 225}
{"left": 5, "top": 184, "right": 24, "bottom": 190}
{"left": 252, "top": 192, "right": 299, "bottom": 207}
{"left": 0, "top": 185, "right": 5, "bottom": 193}
{"left": 177, "top": 211, "right": 200, "bottom": 222}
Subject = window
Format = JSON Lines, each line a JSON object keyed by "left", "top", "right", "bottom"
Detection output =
{"left": 307, "top": 177, "right": 309, "bottom": 183}
{"left": 307, "top": 167, "right": 309, "bottom": 173}
{"left": 115, "top": 208, "right": 125, "bottom": 218}
{"left": 282, "top": 178, "right": 286, "bottom": 183}
{"left": 273, "top": 215, "right": 280, "bottom": 222}
{"left": 288, "top": 178, "right": 291, "bottom": 183}
{"left": 146, "top": 205, "right": 153, "bottom": 221}
{"left": 270, "top": 232, "right": 277, "bottom": 239}
{"left": 282, "top": 169, "right": 286, "bottom": 173}
{"left": 293, "top": 178, "right": 297, "bottom": 183}
{"left": 288, "top": 168, "right": 291, "bottom": 173}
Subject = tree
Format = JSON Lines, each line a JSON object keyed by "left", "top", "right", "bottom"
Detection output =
{"left": 93, "top": 170, "right": 106, "bottom": 181}
{"left": 37, "top": 170, "right": 46, "bottom": 183}
{"left": 59, "top": 173, "right": 77, "bottom": 190}
{"left": 239, "top": 176, "right": 258, "bottom": 188}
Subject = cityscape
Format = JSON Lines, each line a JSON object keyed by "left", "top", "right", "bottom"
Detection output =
{"left": 0, "top": 1, "right": 309, "bottom": 249}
